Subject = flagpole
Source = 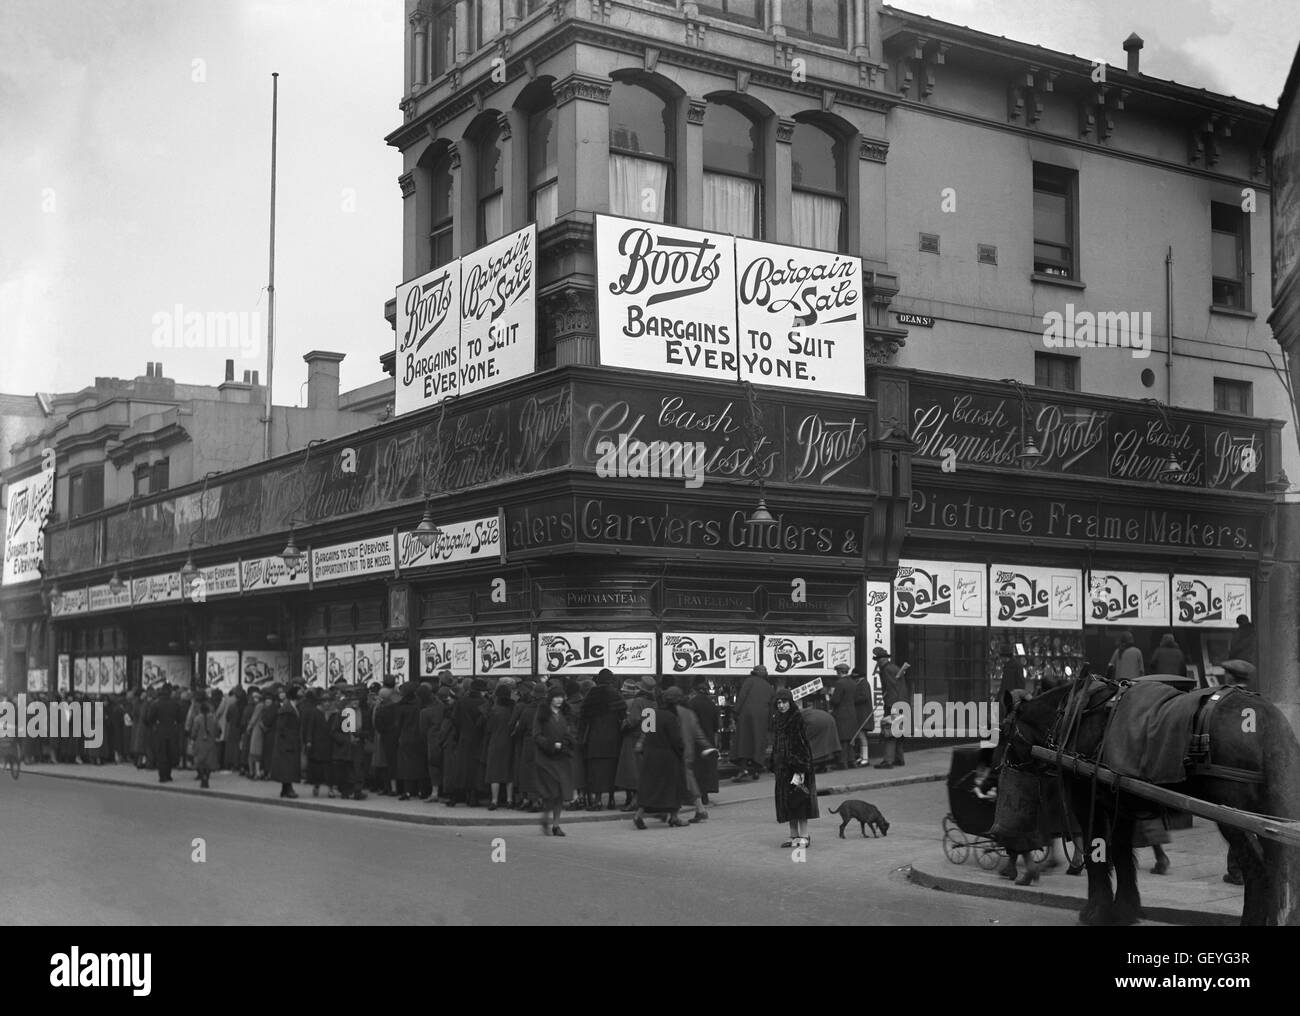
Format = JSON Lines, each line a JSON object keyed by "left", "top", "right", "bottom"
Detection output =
{"left": 264, "top": 72, "right": 279, "bottom": 461}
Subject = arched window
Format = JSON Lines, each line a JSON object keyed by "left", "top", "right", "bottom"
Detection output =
{"left": 476, "top": 123, "right": 504, "bottom": 244}
{"left": 703, "top": 102, "right": 763, "bottom": 238}
{"left": 608, "top": 81, "right": 674, "bottom": 223}
{"left": 791, "top": 122, "right": 846, "bottom": 251}
{"left": 528, "top": 104, "right": 558, "bottom": 230}
{"left": 428, "top": 153, "right": 455, "bottom": 267}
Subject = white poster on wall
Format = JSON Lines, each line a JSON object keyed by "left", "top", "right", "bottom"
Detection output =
{"left": 474, "top": 634, "right": 533, "bottom": 677}
{"left": 662, "top": 633, "right": 759, "bottom": 676}
{"left": 241, "top": 650, "right": 290, "bottom": 689}
{"left": 73, "top": 658, "right": 86, "bottom": 693}
{"left": 189, "top": 561, "right": 241, "bottom": 601}
{"left": 419, "top": 638, "right": 474, "bottom": 676}
{"left": 458, "top": 224, "right": 536, "bottom": 398}
{"left": 241, "top": 554, "right": 311, "bottom": 592}
{"left": 325, "top": 645, "right": 355, "bottom": 686}
{"left": 3, "top": 468, "right": 55, "bottom": 585}
{"left": 205, "top": 650, "right": 240, "bottom": 692}
{"left": 388, "top": 647, "right": 410, "bottom": 684}
{"left": 301, "top": 646, "right": 327, "bottom": 688}
{"left": 57, "top": 655, "right": 70, "bottom": 693}
{"left": 353, "top": 643, "right": 384, "bottom": 686}
{"left": 990, "top": 565, "right": 1083, "bottom": 629}
{"left": 539, "top": 632, "right": 655, "bottom": 675}
{"left": 142, "top": 655, "right": 191, "bottom": 689}
{"left": 111, "top": 655, "right": 127, "bottom": 694}
{"left": 734, "top": 238, "right": 865, "bottom": 395}
{"left": 762, "top": 635, "right": 855, "bottom": 677}
{"left": 595, "top": 215, "right": 738, "bottom": 383}
{"left": 894, "top": 560, "right": 987, "bottom": 627}
{"left": 865, "top": 581, "right": 892, "bottom": 656}
{"left": 395, "top": 260, "right": 461, "bottom": 415}
{"left": 397, "top": 515, "right": 502, "bottom": 571}
{"left": 88, "top": 582, "right": 133, "bottom": 613}
{"left": 1087, "top": 570, "right": 1170, "bottom": 627}
{"left": 27, "top": 668, "right": 48, "bottom": 693}
{"left": 1172, "top": 575, "right": 1251, "bottom": 628}
{"left": 132, "top": 572, "right": 183, "bottom": 606}
{"left": 51, "top": 587, "right": 89, "bottom": 618}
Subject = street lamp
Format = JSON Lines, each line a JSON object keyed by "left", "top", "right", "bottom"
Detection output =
{"left": 108, "top": 569, "right": 125, "bottom": 595}
{"left": 1000, "top": 379, "right": 1042, "bottom": 466}
{"left": 741, "top": 381, "right": 779, "bottom": 527}
{"left": 1140, "top": 398, "right": 1191, "bottom": 482}
{"left": 412, "top": 397, "right": 451, "bottom": 547}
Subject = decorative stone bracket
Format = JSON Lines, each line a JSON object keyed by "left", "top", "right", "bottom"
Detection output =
{"left": 862, "top": 270, "right": 907, "bottom": 365}
{"left": 1079, "top": 85, "right": 1128, "bottom": 140}
{"left": 1008, "top": 66, "right": 1056, "bottom": 124}
{"left": 1188, "top": 115, "right": 1237, "bottom": 167}
{"left": 896, "top": 38, "right": 946, "bottom": 98}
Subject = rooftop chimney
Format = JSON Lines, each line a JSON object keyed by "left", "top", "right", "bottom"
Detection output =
{"left": 146, "top": 363, "right": 155, "bottom": 378}
{"left": 225, "top": 359, "right": 235, "bottom": 382}
{"left": 1123, "top": 33, "right": 1143, "bottom": 75}
{"left": 303, "top": 351, "right": 346, "bottom": 411}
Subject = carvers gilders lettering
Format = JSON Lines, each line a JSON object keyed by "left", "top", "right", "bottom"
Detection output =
{"left": 606, "top": 227, "right": 722, "bottom": 303}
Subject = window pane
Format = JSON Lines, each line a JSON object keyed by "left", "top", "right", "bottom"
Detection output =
{"left": 791, "top": 123, "right": 840, "bottom": 192}
{"left": 432, "top": 229, "right": 455, "bottom": 268}
{"left": 1033, "top": 189, "right": 1069, "bottom": 246}
{"left": 528, "top": 106, "right": 557, "bottom": 189}
{"left": 812, "top": 0, "right": 846, "bottom": 41}
{"left": 432, "top": 6, "right": 455, "bottom": 77}
{"left": 477, "top": 0, "right": 502, "bottom": 46}
{"left": 792, "top": 192, "right": 842, "bottom": 251}
{"left": 479, "top": 192, "right": 504, "bottom": 243}
{"left": 704, "top": 103, "right": 761, "bottom": 177}
{"left": 609, "top": 154, "right": 668, "bottom": 222}
{"left": 1212, "top": 231, "right": 1241, "bottom": 281}
{"left": 703, "top": 171, "right": 758, "bottom": 237}
{"left": 531, "top": 180, "right": 558, "bottom": 230}
{"left": 608, "top": 83, "right": 672, "bottom": 159}
{"left": 477, "top": 127, "right": 503, "bottom": 192}
{"left": 1211, "top": 202, "right": 1241, "bottom": 234}
{"left": 697, "top": 1, "right": 763, "bottom": 25}
{"left": 432, "top": 160, "right": 453, "bottom": 223}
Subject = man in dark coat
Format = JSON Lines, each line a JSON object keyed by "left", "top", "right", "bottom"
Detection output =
{"left": 419, "top": 685, "right": 447, "bottom": 802}
{"left": 874, "top": 647, "right": 910, "bottom": 769}
{"left": 730, "top": 665, "right": 773, "bottom": 781}
{"left": 222, "top": 686, "right": 245, "bottom": 771}
{"left": 394, "top": 682, "right": 425, "bottom": 800}
{"left": 270, "top": 684, "right": 303, "bottom": 797}
{"left": 482, "top": 683, "right": 515, "bottom": 809}
{"left": 853, "top": 668, "right": 875, "bottom": 766}
{"left": 632, "top": 703, "right": 685, "bottom": 829}
{"left": 450, "top": 679, "right": 488, "bottom": 806}
{"left": 145, "top": 684, "right": 184, "bottom": 783}
{"left": 828, "top": 663, "right": 858, "bottom": 770}
{"left": 1149, "top": 633, "right": 1187, "bottom": 676}
{"left": 372, "top": 687, "right": 398, "bottom": 795}
{"left": 300, "top": 689, "right": 332, "bottom": 797}
{"left": 578, "top": 669, "right": 625, "bottom": 811}
{"left": 1228, "top": 616, "right": 1256, "bottom": 666}
{"left": 687, "top": 676, "right": 719, "bottom": 802}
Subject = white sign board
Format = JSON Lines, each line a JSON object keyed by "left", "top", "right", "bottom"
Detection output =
{"left": 87, "top": 582, "right": 133, "bottom": 613}
{"left": 388, "top": 647, "right": 410, "bottom": 684}
{"left": 111, "top": 655, "right": 127, "bottom": 694}
{"left": 189, "top": 561, "right": 241, "bottom": 600}
{"left": 205, "top": 650, "right": 240, "bottom": 692}
{"left": 142, "top": 655, "right": 191, "bottom": 690}
{"left": 301, "top": 647, "right": 327, "bottom": 688}
{"left": 311, "top": 535, "right": 395, "bottom": 584}
{"left": 990, "top": 565, "right": 1082, "bottom": 629}
{"left": 734, "top": 238, "right": 864, "bottom": 395}
{"left": 27, "top": 668, "right": 49, "bottom": 694}
{"left": 241, "top": 650, "right": 290, "bottom": 689}
{"left": 241, "top": 554, "right": 311, "bottom": 592}
{"left": 395, "top": 260, "right": 461, "bottom": 415}
{"left": 3, "top": 468, "right": 55, "bottom": 585}
{"left": 475, "top": 634, "right": 533, "bottom": 676}
{"left": 458, "top": 225, "right": 537, "bottom": 397}
{"left": 354, "top": 643, "right": 384, "bottom": 685}
{"left": 325, "top": 645, "right": 355, "bottom": 686}
{"left": 539, "top": 632, "right": 655, "bottom": 675}
{"left": 1172, "top": 575, "right": 1251, "bottom": 628}
{"left": 51, "top": 587, "right": 89, "bottom": 617}
{"left": 57, "top": 655, "right": 70, "bottom": 692}
{"left": 420, "top": 637, "right": 474, "bottom": 676}
{"left": 662, "top": 633, "right": 759, "bottom": 675}
{"left": 790, "top": 677, "right": 825, "bottom": 701}
{"left": 397, "top": 515, "right": 502, "bottom": 570}
{"left": 595, "top": 215, "right": 738, "bottom": 383}
{"left": 763, "top": 635, "right": 854, "bottom": 677}
{"left": 894, "top": 560, "right": 987, "bottom": 626}
{"left": 1087, "top": 570, "right": 1170, "bottom": 627}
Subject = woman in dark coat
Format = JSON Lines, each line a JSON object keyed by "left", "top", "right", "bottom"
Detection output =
{"left": 188, "top": 697, "right": 221, "bottom": 789}
{"left": 419, "top": 686, "right": 446, "bottom": 802}
{"left": 771, "top": 688, "right": 818, "bottom": 847}
{"left": 616, "top": 678, "right": 655, "bottom": 811}
{"left": 302, "top": 689, "right": 333, "bottom": 796}
{"left": 449, "top": 679, "right": 488, "bottom": 806}
{"left": 511, "top": 684, "right": 540, "bottom": 810}
{"left": 259, "top": 686, "right": 278, "bottom": 778}
{"left": 222, "top": 686, "right": 245, "bottom": 771}
{"left": 269, "top": 685, "right": 303, "bottom": 798}
{"left": 578, "top": 670, "right": 626, "bottom": 811}
{"left": 373, "top": 687, "right": 398, "bottom": 796}
{"left": 482, "top": 684, "right": 515, "bottom": 810}
{"left": 394, "top": 682, "right": 425, "bottom": 800}
{"left": 687, "top": 677, "right": 720, "bottom": 801}
{"left": 731, "top": 666, "right": 774, "bottom": 780}
{"left": 532, "top": 683, "right": 575, "bottom": 835}
{"left": 633, "top": 703, "right": 685, "bottom": 830}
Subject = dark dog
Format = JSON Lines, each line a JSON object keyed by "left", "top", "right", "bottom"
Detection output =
{"left": 828, "top": 799, "right": 890, "bottom": 839}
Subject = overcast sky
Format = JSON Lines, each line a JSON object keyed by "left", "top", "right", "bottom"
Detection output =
{"left": 2, "top": 0, "right": 1298, "bottom": 406}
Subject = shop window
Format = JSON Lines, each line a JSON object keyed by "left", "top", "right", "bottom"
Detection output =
{"left": 696, "top": 0, "right": 764, "bottom": 28}
{"left": 1034, "top": 352, "right": 1079, "bottom": 391}
{"left": 608, "top": 80, "right": 675, "bottom": 224}
{"left": 783, "top": 0, "right": 848, "bottom": 46}
{"left": 1213, "top": 378, "right": 1252, "bottom": 415}
{"left": 69, "top": 466, "right": 104, "bottom": 517}
{"left": 990, "top": 629, "right": 1086, "bottom": 696}
{"left": 1033, "top": 163, "right": 1077, "bottom": 279}
{"left": 528, "top": 102, "right": 559, "bottom": 230}
{"left": 476, "top": 122, "right": 505, "bottom": 245}
{"left": 893, "top": 626, "right": 990, "bottom": 705}
{"left": 1211, "top": 201, "right": 1248, "bottom": 309}
{"left": 791, "top": 121, "right": 845, "bottom": 251}
{"left": 703, "top": 101, "right": 764, "bottom": 238}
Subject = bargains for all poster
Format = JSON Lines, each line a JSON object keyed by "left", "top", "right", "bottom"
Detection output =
{"left": 762, "top": 635, "right": 854, "bottom": 676}
{"left": 539, "top": 632, "right": 655, "bottom": 675}
{"left": 1086, "top": 570, "right": 1171, "bottom": 627}
{"left": 474, "top": 634, "right": 533, "bottom": 676}
{"left": 205, "top": 651, "right": 240, "bottom": 692}
{"left": 1172, "top": 574, "right": 1251, "bottom": 628}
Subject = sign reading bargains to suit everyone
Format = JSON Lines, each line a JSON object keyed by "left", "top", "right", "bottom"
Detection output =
{"left": 311, "top": 536, "right": 396, "bottom": 584}
{"left": 3, "top": 468, "right": 55, "bottom": 585}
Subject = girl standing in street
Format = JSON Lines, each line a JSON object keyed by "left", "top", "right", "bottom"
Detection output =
{"left": 770, "top": 688, "right": 818, "bottom": 848}
{"left": 532, "top": 683, "right": 575, "bottom": 836}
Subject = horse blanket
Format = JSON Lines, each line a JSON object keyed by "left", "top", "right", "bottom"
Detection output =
{"left": 1098, "top": 682, "right": 1218, "bottom": 785}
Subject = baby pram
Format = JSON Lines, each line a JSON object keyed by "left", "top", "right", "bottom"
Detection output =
{"left": 942, "top": 745, "right": 1047, "bottom": 868}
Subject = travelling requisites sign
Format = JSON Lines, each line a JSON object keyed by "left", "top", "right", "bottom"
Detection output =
{"left": 595, "top": 216, "right": 865, "bottom": 395}
{"left": 3, "top": 468, "right": 55, "bottom": 585}
{"left": 395, "top": 224, "right": 536, "bottom": 416}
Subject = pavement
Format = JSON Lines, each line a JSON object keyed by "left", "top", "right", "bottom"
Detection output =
{"left": 19, "top": 745, "right": 1245, "bottom": 924}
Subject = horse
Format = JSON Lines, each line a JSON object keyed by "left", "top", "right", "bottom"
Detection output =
{"left": 999, "top": 675, "right": 1300, "bottom": 926}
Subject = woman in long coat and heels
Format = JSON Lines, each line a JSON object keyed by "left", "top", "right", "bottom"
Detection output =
{"left": 532, "top": 683, "right": 575, "bottom": 836}
{"left": 688, "top": 677, "right": 720, "bottom": 803}
{"left": 269, "top": 685, "right": 303, "bottom": 798}
{"left": 189, "top": 696, "right": 221, "bottom": 789}
{"left": 616, "top": 678, "right": 655, "bottom": 811}
{"left": 578, "top": 670, "right": 625, "bottom": 811}
{"left": 633, "top": 702, "right": 686, "bottom": 830}
{"left": 483, "top": 684, "right": 515, "bottom": 810}
{"left": 450, "top": 679, "right": 489, "bottom": 806}
{"left": 394, "top": 682, "right": 425, "bottom": 800}
{"left": 770, "top": 688, "right": 818, "bottom": 848}
{"left": 510, "top": 683, "right": 540, "bottom": 810}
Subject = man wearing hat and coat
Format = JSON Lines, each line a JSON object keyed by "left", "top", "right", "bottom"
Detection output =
{"left": 731, "top": 666, "right": 773, "bottom": 782}
{"left": 874, "top": 648, "right": 909, "bottom": 769}
{"left": 828, "top": 663, "right": 858, "bottom": 770}
{"left": 145, "top": 684, "right": 184, "bottom": 784}
{"left": 615, "top": 677, "right": 656, "bottom": 810}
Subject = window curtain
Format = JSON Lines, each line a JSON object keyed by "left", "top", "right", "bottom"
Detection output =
{"left": 609, "top": 154, "right": 668, "bottom": 222}
{"left": 792, "top": 192, "right": 842, "bottom": 251}
{"left": 480, "top": 193, "right": 504, "bottom": 243}
{"left": 703, "top": 172, "right": 758, "bottom": 237}
{"left": 532, "top": 181, "right": 558, "bottom": 230}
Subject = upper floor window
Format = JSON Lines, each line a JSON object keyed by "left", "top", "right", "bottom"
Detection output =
{"left": 696, "top": 1, "right": 764, "bottom": 28}
{"left": 608, "top": 81, "right": 675, "bottom": 223}
{"left": 429, "top": 154, "right": 455, "bottom": 268}
{"left": 69, "top": 466, "right": 104, "bottom": 518}
{"left": 430, "top": 2, "right": 456, "bottom": 79}
{"left": 474, "top": 0, "right": 506, "bottom": 50}
{"left": 528, "top": 104, "right": 558, "bottom": 231}
{"left": 1211, "top": 202, "right": 1248, "bottom": 310}
{"left": 1033, "top": 163, "right": 1076, "bottom": 279}
{"left": 704, "top": 102, "right": 764, "bottom": 238}
{"left": 791, "top": 122, "right": 845, "bottom": 251}
{"left": 783, "top": 0, "right": 848, "bottom": 46}
{"left": 476, "top": 123, "right": 505, "bottom": 245}
{"left": 1213, "top": 378, "right": 1252, "bottom": 415}
{"left": 133, "top": 459, "right": 169, "bottom": 497}
{"left": 1035, "top": 352, "right": 1079, "bottom": 392}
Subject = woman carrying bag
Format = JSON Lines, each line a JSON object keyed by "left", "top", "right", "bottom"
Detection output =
{"left": 770, "top": 688, "right": 818, "bottom": 848}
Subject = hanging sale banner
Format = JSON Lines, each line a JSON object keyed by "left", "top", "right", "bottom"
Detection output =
{"left": 3, "top": 468, "right": 55, "bottom": 585}
{"left": 990, "top": 565, "right": 1083, "bottom": 629}
{"left": 420, "top": 637, "right": 474, "bottom": 676}
{"left": 661, "top": 633, "right": 759, "bottom": 675}
{"left": 397, "top": 515, "right": 502, "bottom": 570}
{"left": 311, "top": 535, "right": 395, "bottom": 584}
{"left": 1087, "top": 570, "right": 1170, "bottom": 627}
{"left": 241, "top": 554, "right": 311, "bottom": 592}
{"left": 894, "top": 560, "right": 987, "bottom": 627}
{"left": 474, "top": 634, "right": 533, "bottom": 677}
{"left": 1171, "top": 574, "right": 1251, "bottom": 628}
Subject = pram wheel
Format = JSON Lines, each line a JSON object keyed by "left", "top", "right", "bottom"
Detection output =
{"left": 976, "top": 842, "right": 1004, "bottom": 870}
{"left": 942, "top": 814, "right": 969, "bottom": 864}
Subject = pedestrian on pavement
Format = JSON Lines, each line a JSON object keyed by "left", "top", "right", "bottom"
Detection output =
{"left": 770, "top": 688, "right": 818, "bottom": 848}
{"left": 245, "top": 690, "right": 266, "bottom": 780}
{"left": 533, "top": 683, "right": 575, "bottom": 836}
{"left": 569, "top": 678, "right": 593, "bottom": 809}
{"left": 828, "top": 664, "right": 859, "bottom": 770}
{"left": 1107, "top": 631, "right": 1144, "bottom": 681}
{"left": 146, "top": 684, "right": 184, "bottom": 784}
{"left": 687, "top": 677, "right": 720, "bottom": 805}
{"left": 270, "top": 684, "right": 303, "bottom": 798}
{"left": 731, "top": 665, "right": 773, "bottom": 782}
{"left": 664, "top": 686, "right": 716, "bottom": 823}
{"left": 178, "top": 689, "right": 195, "bottom": 770}
{"left": 1228, "top": 615, "right": 1256, "bottom": 666}
{"left": 223, "top": 685, "right": 246, "bottom": 772}
{"left": 259, "top": 685, "right": 278, "bottom": 779}
{"left": 483, "top": 683, "right": 515, "bottom": 810}
{"left": 511, "top": 681, "right": 540, "bottom": 811}
{"left": 874, "top": 648, "right": 910, "bottom": 769}
{"left": 632, "top": 692, "right": 685, "bottom": 830}
{"left": 328, "top": 687, "right": 365, "bottom": 800}
{"left": 578, "top": 669, "right": 625, "bottom": 811}
{"left": 189, "top": 694, "right": 220, "bottom": 789}
{"left": 1219, "top": 657, "right": 1257, "bottom": 885}
{"left": 616, "top": 677, "right": 655, "bottom": 811}
{"left": 302, "top": 688, "right": 332, "bottom": 797}
{"left": 450, "top": 679, "right": 489, "bottom": 806}
{"left": 395, "top": 682, "right": 424, "bottom": 801}
{"left": 420, "top": 685, "right": 447, "bottom": 803}
{"left": 800, "top": 694, "right": 840, "bottom": 771}
{"left": 372, "top": 686, "right": 398, "bottom": 796}
{"left": 1149, "top": 633, "right": 1187, "bottom": 676}
{"left": 853, "top": 668, "right": 876, "bottom": 766}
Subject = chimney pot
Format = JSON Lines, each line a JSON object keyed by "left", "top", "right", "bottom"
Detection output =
{"left": 1123, "top": 32, "right": 1143, "bottom": 75}
{"left": 146, "top": 363, "right": 154, "bottom": 378}
{"left": 302, "top": 350, "right": 346, "bottom": 411}
{"left": 225, "top": 359, "right": 235, "bottom": 382}
{"left": 243, "top": 370, "right": 251, "bottom": 383}
{"left": 252, "top": 371, "right": 259, "bottom": 386}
